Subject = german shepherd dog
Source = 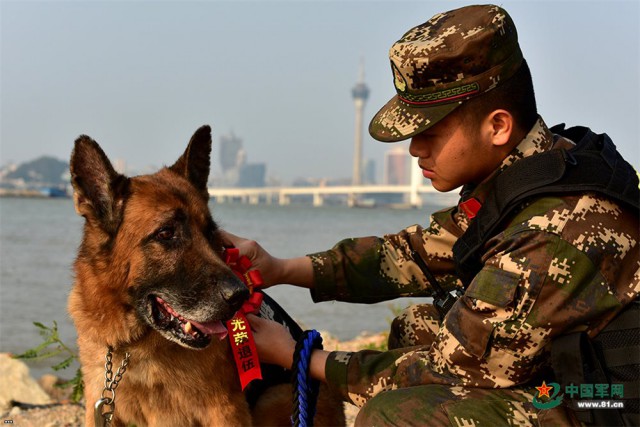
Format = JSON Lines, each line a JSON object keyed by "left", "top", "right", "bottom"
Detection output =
{"left": 68, "top": 126, "right": 345, "bottom": 426}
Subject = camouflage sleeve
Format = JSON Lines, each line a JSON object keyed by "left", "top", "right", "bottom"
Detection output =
{"left": 322, "top": 194, "right": 639, "bottom": 407}
{"left": 324, "top": 347, "right": 458, "bottom": 408}
{"left": 308, "top": 208, "right": 462, "bottom": 303}
{"left": 322, "top": 231, "right": 605, "bottom": 406}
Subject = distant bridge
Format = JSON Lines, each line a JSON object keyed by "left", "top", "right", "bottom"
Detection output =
{"left": 208, "top": 184, "right": 449, "bottom": 207}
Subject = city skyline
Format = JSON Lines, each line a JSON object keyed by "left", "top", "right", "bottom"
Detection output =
{"left": 0, "top": 129, "right": 400, "bottom": 187}
{"left": 2, "top": 1, "right": 638, "bottom": 185}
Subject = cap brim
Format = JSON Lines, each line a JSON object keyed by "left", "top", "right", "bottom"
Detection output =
{"left": 368, "top": 95, "right": 462, "bottom": 142}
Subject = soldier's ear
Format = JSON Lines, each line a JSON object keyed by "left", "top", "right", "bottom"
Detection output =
{"left": 170, "top": 125, "right": 211, "bottom": 201}
{"left": 70, "top": 136, "right": 129, "bottom": 234}
{"left": 487, "top": 109, "right": 514, "bottom": 147}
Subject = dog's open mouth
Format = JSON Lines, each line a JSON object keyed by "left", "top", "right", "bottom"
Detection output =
{"left": 149, "top": 296, "right": 229, "bottom": 349}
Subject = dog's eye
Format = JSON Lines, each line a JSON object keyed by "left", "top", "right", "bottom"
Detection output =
{"left": 155, "top": 227, "right": 176, "bottom": 241}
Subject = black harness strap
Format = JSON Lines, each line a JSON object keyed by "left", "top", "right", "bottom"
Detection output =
{"left": 244, "top": 292, "right": 304, "bottom": 409}
{"left": 408, "top": 233, "right": 462, "bottom": 320}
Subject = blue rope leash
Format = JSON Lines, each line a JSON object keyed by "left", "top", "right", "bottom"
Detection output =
{"left": 292, "top": 329, "right": 323, "bottom": 427}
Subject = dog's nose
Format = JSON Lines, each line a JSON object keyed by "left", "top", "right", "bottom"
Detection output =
{"left": 220, "top": 282, "right": 250, "bottom": 307}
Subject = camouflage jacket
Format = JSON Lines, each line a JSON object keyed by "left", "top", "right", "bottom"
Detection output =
{"left": 308, "top": 117, "right": 640, "bottom": 407}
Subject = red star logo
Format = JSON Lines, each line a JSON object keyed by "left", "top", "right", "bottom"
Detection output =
{"left": 536, "top": 381, "right": 554, "bottom": 398}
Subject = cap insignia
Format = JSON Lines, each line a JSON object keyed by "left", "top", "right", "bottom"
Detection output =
{"left": 392, "top": 62, "right": 407, "bottom": 93}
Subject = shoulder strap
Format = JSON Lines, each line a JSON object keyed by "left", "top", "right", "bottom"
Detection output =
{"left": 453, "top": 125, "right": 639, "bottom": 286}
{"left": 408, "top": 232, "right": 461, "bottom": 320}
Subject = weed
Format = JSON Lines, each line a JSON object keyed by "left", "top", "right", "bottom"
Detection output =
{"left": 14, "top": 321, "right": 83, "bottom": 402}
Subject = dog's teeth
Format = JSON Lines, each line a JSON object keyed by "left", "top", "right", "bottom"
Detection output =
{"left": 185, "top": 321, "right": 193, "bottom": 334}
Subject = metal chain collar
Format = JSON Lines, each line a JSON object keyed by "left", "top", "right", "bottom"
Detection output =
{"left": 93, "top": 346, "right": 130, "bottom": 427}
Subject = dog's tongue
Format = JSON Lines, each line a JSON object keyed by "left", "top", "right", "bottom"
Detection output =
{"left": 189, "top": 319, "right": 228, "bottom": 340}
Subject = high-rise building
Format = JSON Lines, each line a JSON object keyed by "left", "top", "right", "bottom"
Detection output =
{"left": 238, "top": 163, "right": 266, "bottom": 187}
{"left": 384, "top": 147, "right": 411, "bottom": 185}
{"left": 217, "top": 132, "right": 266, "bottom": 188}
{"left": 363, "top": 158, "right": 377, "bottom": 185}
{"left": 219, "top": 132, "right": 243, "bottom": 173}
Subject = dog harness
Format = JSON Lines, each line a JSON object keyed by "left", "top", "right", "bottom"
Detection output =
{"left": 224, "top": 247, "right": 323, "bottom": 427}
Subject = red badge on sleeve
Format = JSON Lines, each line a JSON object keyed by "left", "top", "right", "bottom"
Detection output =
{"left": 459, "top": 197, "right": 482, "bottom": 219}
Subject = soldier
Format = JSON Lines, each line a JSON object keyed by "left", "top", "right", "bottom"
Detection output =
{"left": 224, "top": 4, "right": 639, "bottom": 425}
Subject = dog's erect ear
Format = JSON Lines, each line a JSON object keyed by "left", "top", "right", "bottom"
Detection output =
{"left": 70, "top": 136, "right": 129, "bottom": 234}
{"left": 170, "top": 125, "right": 212, "bottom": 201}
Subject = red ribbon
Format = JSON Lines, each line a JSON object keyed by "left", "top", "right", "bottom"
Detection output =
{"left": 224, "top": 247, "right": 264, "bottom": 390}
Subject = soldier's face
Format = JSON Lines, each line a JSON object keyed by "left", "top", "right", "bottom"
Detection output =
{"left": 409, "top": 110, "right": 500, "bottom": 192}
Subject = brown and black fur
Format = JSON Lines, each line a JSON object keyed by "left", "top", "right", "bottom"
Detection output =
{"left": 68, "top": 125, "right": 345, "bottom": 426}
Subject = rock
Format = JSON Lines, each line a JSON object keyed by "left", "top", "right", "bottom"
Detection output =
{"left": 0, "top": 353, "right": 52, "bottom": 414}
{"left": 2, "top": 404, "right": 85, "bottom": 427}
{"left": 38, "top": 374, "right": 73, "bottom": 402}
{"left": 38, "top": 374, "right": 59, "bottom": 396}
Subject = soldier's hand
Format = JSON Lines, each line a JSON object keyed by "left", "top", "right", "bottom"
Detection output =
{"left": 220, "top": 230, "right": 315, "bottom": 290}
{"left": 247, "top": 314, "right": 296, "bottom": 369}
{"left": 220, "top": 230, "right": 282, "bottom": 288}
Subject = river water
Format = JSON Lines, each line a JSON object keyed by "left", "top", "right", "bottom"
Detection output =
{"left": 0, "top": 197, "right": 452, "bottom": 377}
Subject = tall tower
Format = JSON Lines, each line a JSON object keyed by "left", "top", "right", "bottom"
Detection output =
{"left": 350, "top": 59, "right": 370, "bottom": 206}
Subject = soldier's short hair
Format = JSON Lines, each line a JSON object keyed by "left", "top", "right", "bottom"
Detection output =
{"left": 458, "top": 59, "right": 538, "bottom": 133}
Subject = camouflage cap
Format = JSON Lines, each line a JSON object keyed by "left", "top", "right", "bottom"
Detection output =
{"left": 369, "top": 4, "right": 524, "bottom": 142}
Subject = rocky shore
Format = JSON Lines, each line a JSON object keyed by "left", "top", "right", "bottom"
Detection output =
{"left": 1, "top": 331, "right": 387, "bottom": 426}
{"left": 0, "top": 353, "right": 84, "bottom": 426}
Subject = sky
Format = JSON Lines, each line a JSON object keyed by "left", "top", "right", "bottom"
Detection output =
{"left": 1, "top": 0, "right": 638, "bottom": 185}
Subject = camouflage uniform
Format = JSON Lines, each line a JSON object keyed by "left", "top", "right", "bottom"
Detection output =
{"left": 308, "top": 118, "right": 640, "bottom": 425}
{"left": 303, "top": 5, "right": 639, "bottom": 425}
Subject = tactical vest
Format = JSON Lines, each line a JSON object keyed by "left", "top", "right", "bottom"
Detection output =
{"left": 443, "top": 124, "right": 639, "bottom": 426}
{"left": 452, "top": 124, "right": 639, "bottom": 286}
